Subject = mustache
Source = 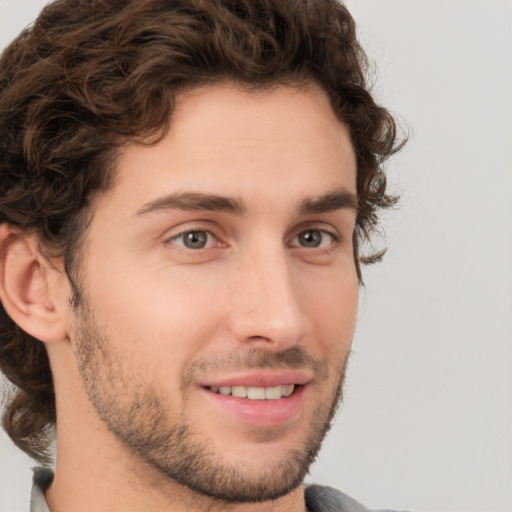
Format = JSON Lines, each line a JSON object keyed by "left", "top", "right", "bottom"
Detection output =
{"left": 183, "top": 345, "right": 329, "bottom": 385}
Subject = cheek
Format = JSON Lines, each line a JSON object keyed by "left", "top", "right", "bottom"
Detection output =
{"left": 304, "top": 271, "right": 358, "bottom": 356}
{"left": 85, "top": 264, "right": 227, "bottom": 366}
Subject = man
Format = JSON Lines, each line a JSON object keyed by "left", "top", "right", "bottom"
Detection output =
{"left": 0, "top": 1, "right": 403, "bottom": 511}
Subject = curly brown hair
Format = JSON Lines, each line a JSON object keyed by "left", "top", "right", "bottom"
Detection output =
{"left": 0, "top": 0, "right": 404, "bottom": 463}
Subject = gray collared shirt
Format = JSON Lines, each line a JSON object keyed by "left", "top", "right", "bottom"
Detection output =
{"left": 30, "top": 468, "right": 52, "bottom": 512}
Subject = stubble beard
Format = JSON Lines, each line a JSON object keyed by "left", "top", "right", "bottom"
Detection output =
{"left": 71, "top": 301, "right": 349, "bottom": 504}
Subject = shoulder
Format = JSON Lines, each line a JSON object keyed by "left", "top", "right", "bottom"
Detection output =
{"left": 305, "top": 484, "right": 409, "bottom": 512}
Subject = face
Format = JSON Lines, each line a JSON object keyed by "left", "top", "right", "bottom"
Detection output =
{"left": 69, "top": 83, "right": 359, "bottom": 503}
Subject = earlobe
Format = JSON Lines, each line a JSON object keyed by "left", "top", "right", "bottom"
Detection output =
{"left": 0, "top": 224, "right": 68, "bottom": 344}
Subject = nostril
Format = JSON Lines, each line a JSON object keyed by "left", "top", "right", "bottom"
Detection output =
{"left": 246, "top": 335, "right": 272, "bottom": 342}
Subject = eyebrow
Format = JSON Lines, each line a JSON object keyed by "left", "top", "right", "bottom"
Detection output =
{"left": 298, "top": 187, "right": 358, "bottom": 215}
{"left": 136, "top": 192, "right": 247, "bottom": 216}
{"left": 135, "top": 187, "right": 358, "bottom": 218}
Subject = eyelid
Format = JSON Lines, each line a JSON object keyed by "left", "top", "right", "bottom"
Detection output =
{"left": 163, "top": 221, "right": 227, "bottom": 248}
{"left": 168, "top": 230, "right": 216, "bottom": 249}
{"left": 287, "top": 226, "right": 341, "bottom": 252}
{"left": 290, "top": 220, "right": 341, "bottom": 238}
{"left": 295, "top": 229, "right": 337, "bottom": 244}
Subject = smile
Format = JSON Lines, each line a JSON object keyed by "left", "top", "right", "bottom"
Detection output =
{"left": 209, "top": 385, "right": 295, "bottom": 400}
{"left": 202, "top": 383, "right": 305, "bottom": 427}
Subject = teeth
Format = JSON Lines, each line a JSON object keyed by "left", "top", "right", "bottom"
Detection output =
{"left": 210, "top": 385, "right": 296, "bottom": 400}
{"left": 231, "top": 386, "right": 247, "bottom": 398}
{"left": 283, "top": 384, "right": 294, "bottom": 397}
{"left": 265, "top": 386, "right": 283, "bottom": 400}
{"left": 247, "top": 387, "right": 265, "bottom": 400}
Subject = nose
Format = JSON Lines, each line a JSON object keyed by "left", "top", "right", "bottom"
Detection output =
{"left": 226, "top": 245, "right": 311, "bottom": 349}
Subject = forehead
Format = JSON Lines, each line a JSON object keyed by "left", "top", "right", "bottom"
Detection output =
{"left": 101, "top": 82, "right": 357, "bottom": 215}
{"left": 168, "top": 82, "right": 350, "bottom": 150}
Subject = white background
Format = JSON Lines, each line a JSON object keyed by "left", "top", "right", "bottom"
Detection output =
{"left": 1, "top": 1, "right": 511, "bottom": 511}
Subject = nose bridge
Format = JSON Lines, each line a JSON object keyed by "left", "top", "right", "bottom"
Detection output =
{"left": 228, "top": 240, "right": 308, "bottom": 347}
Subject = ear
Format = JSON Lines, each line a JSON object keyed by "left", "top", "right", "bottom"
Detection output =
{"left": 0, "top": 224, "right": 69, "bottom": 343}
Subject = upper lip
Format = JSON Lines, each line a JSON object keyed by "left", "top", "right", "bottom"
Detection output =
{"left": 199, "top": 369, "right": 313, "bottom": 389}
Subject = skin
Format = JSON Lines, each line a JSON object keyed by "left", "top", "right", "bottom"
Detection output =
{"left": 34, "top": 83, "right": 358, "bottom": 512}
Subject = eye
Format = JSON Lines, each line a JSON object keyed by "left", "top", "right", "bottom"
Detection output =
{"left": 292, "top": 229, "right": 337, "bottom": 249}
{"left": 169, "top": 230, "right": 216, "bottom": 249}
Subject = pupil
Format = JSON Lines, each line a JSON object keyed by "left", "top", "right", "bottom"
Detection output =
{"left": 185, "top": 231, "right": 207, "bottom": 249}
{"left": 300, "top": 230, "right": 321, "bottom": 247}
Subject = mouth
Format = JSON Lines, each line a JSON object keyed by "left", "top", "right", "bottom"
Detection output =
{"left": 199, "top": 374, "right": 308, "bottom": 427}
{"left": 207, "top": 384, "right": 296, "bottom": 400}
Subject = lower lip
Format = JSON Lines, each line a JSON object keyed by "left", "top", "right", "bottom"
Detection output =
{"left": 200, "top": 386, "right": 306, "bottom": 427}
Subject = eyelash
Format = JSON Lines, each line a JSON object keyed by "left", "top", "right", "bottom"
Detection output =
{"left": 289, "top": 229, "right": 340, "bottom": 250}
{"left": 166, "top": 227, "right": 340, "bottom": 252}
{"left": 168, "top": 230, "right": 221, "bottom": 250}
